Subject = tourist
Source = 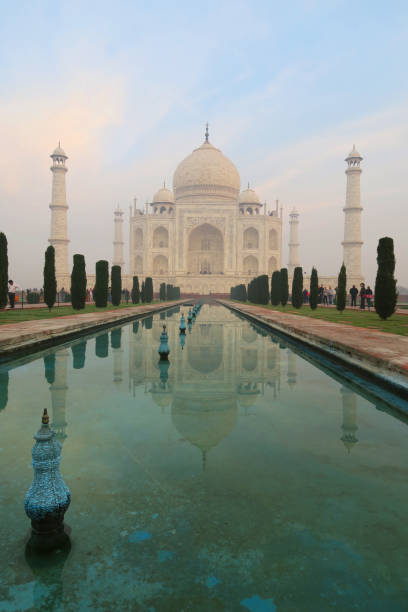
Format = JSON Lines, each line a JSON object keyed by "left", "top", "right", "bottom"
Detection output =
{"left": 328, "top": 287, "right": 334, "bottom": 305}
{"left": 350, "top": 285, "right": 358, "bottom": 307}
{"left": 318, "top": 285, "right": 324, "bottom": 304}
{"left": 8, "top": 280, "right": 20, "bottom": 309}
{"left": 323, "top": 287, "right": 328, "bottom": 306}
{"left": 359, "top": 283, "right": 366, "bottom": 309}
{"left": 302, "top": 288, "right": 309, "bottom": 304}
{"left": 366, "top": 286, "right": 373, "bottom": 310}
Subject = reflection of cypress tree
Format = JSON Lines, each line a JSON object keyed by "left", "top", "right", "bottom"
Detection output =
{"left": 71, "top": 341, "right": 86, "bottom": 369}
{"left": 160, "top": 311, "right": 166, "bottom": 320}
{"left": 145, "top": 316, "right": 153, "bottom": 330}
{"left": 132, "top": 321, "right": 139, "bottom": 334}
{"left": 111, "top": 328, "right": 122, "bottom": 349}
{"left": 25, "top": 540, "right": 71, "bottom": 612}
{"left": 95, "top": 333, "right": 109, "bottom": 358}
{"left": 0, "top": 370, "right": 9, "bottom": 411}
{"left": 43, "top": 354, "right": 56, "bottom": 385}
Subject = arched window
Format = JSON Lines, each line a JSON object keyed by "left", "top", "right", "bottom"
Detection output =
{"left": 268, "top": 229, "right": 278, "bottom": 250}
{"left": 243, "top": 228, "right": 259, "bottom": 250}
{"left": 153, "top": 226, "right": 169, "bottom": 248}
{"left": 268, "top": 256, "right": 277, "bottom": 275}
{"left": 134, "top": 228, "right": 143, "bottom": 249}
{"left": 134, "top": 255, "right": 143, "bottom": 274}
{"left": 243, "top": 255, "right": 258, "bottom": 275}
{"left": 153, "top": 255, "right": 168, "bottom": 275}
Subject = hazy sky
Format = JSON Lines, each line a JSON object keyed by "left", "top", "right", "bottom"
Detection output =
{"left": 1, "top": 0, "right": 407, "bottom": 287}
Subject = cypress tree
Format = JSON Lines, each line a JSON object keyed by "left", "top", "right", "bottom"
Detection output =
{"left": 72, "top": 341, "right": 86, "bottom": 369}
{"left": 375, "top": 237, "right": 397, "bottom": 320}
{"left": 0, "top": 232, "right": 8, "bottom": 309}
{"left": 291, "top": 266, "right": 303, "bottom": 308}
{"left": 159, "top": 282, "right": 166, "bottom": 301}
{"left": 95, "top": 333, "right": 109, "bottom": 358}
{"left": 111, "top": 328, "right": 122, "bottom": 349}
{"left": 111, "top": 265, "right": 122, "bottom": 306}
{"left": 145, "top": 277, "right": 153, "bottom": 303}
{"left": 336, "top": 264, "right": 347, "bottom": 312}
{"left": 94, "top": 260, "right": 109, "bottom": 307}
{"left": 43, "top": 246, "right": 57, "bottom": 311}
{"left": 280, "top": 268, "right": 289, "bottom": 306}
{"left": 141, "top": 281, "right": 146, "bottom": 303}
{"left": 271, "top": 270, "right": 281, "bottom": 306}
{"left": 131, "top": 276, "right": 140, "bottom": 304}
{"left": 71, "top": 254, "right": 87, "bottom": 310}
{"left": 310, "top": 267, "right": 319, "bottom": 310}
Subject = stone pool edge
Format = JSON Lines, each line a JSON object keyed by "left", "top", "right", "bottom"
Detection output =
{"left": 219, "top": 300, "right": 408, "bottom": 407}
{"left": 0, "top": 300, "right": 188, "bottom": 362}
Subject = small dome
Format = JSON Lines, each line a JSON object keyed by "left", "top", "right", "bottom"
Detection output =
{"left": 345, "top": 145, "right": 362, "bottom": 160}
{"left": 153, "top": 186, "right": 174, "bottom": 204}
{"left": 51, "top": 144, "right": 67, "bottom": 158}
{"left": 173, "top": 136, "right": 240, "bottom": 203}
{"left": 239, "top": 187, "right": 260, "bottom": 205}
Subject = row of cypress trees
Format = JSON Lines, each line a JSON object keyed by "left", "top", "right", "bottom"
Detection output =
{"left": 228, "top": 236, "right": 398, "bottom": 320}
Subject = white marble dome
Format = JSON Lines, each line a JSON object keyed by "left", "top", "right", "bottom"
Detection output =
{"left": 153, "top": 186, "right": 174, "bottom": 204}
{"left": 239, "top": 187, "right": 260, "bottom": 205}
{"left": 173, "top": 140, "right": 240, "bottom": 202}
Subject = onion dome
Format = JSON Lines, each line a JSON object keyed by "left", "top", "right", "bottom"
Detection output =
{"left": 51, "top": 143, "right": 67, "bottom": 159}
{"left": 239, "top": 186, "right": 261, "bottom": 205}
{"left": 345, "top": 144, "right": 362, "bottom": 161}
{"left": 173, "top": 125, "right": 240, "bottom": 202}
{"left": 153, "top": 185, "right": 175, "bottom": 204}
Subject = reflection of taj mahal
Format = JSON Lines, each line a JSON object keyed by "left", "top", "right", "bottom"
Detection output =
{"left": 127, "top": 126, "right": 282, "bottom": 294}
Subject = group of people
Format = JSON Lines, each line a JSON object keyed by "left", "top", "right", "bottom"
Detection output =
{"left": 300, "top": 282, "right": 374, "bottom": 310}
{"left": 349, "top": 283, "right": 373, "bottom": 310}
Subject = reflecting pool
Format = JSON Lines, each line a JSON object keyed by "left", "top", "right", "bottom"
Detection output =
{"left": 0, "top": 304, "right": 407, "bottom": 611}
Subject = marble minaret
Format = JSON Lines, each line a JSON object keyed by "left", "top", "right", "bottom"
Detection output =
{"left": 343, "top": 146, "right": 363, "bottom": 284}
{"left": 288, "top": 207, "right": 300, "bottom": 275}
{"left": 49, "top": 144, "right": 69, "bottom": 288}
{"left": 113, "top": 205, "right": 124, "bottom": 269}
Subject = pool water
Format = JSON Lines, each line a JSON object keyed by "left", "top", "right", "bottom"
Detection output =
{"left": 0, "top": 304, "right": 407, "bottom": 611}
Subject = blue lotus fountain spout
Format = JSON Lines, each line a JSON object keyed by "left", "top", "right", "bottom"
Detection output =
{"left": 179, "top": 314, "right": 187, "bottom": 334}
{"left": 187, "top": 309, "right": 193, "bottom": 323}
{"left": 24, "top": 408, "right": 71, "bottom": 552}
{"left": 158, "top": 325, "right": 170, "bottom": 361}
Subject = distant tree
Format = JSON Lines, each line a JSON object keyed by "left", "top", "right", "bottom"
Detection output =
{"left": 94, "top": 260, "right": 109, "bottom": 307}
{"left": 375, "top": 237, "right": 397, "bottom": 320}
{"left": 291, "top": 267, "right": 303, "bottom": 309}
{"left": 43, "top": 246, "right": 57, "bottom": 311}
{"left": 271, "top": 270, "right": 281, "bottom": 306}
{"left": 111, "top": 265, "right": 122, "bottom": 306}
{"left": 310, "top": 267, "right": 319, "bottom": 310}
{"left": 71, "top": 254, "right": 87, "bottom": 310}
{"left": 280, "top": 268, "right": 289, "bottom": 306}
{"left": 336, "top": 264, "right": 347, "bottom": 312}
{"left": 131, "top": 276, "right": 140, "bottom": 304}
{"left": 145, "top": 277, "right": 153, "bottom": 303}
{"left": 141, "top": 281, "right": 146, "bottom": 303}
{"left": 0, "top": 232, "right": 8, "bottom": 309}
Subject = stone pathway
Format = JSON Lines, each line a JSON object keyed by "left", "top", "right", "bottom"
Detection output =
{"left": 220, "top": 301, "right": 408, "bottom": 390}
{"left": 0, "top": 301, "right": 186, "bottom": 358}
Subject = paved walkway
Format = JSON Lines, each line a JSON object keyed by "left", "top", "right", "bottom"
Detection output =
{"left": 0, "top": 301, "right": 186, "bottom": 359}
{"left": 221, "top": 301, "right": 408, "bottom": 391}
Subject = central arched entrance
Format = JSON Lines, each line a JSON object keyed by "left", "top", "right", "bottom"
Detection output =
{"left": 187, "top": 223, "right": 224, "bottom": 275}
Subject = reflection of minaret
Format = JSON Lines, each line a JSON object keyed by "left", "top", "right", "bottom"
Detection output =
{"left": 340, "top": 386, "right": 358, "bottom": 453}
{"left": 0, "top": 368, "right": 9, "bottom": 411}
{"left": 111, "top": 329, "right": 123, "bottom": 384}
{"left": 287, "top": 351, "right": 297, "bottom": 388}
{"left": 50, "top": 349, "right": 69, "bottom": 444}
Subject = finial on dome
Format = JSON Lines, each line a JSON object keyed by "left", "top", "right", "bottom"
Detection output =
{"left": 42, "top": 408, "right": 49, "bottom": 425}
{"left": 205, "top": 122, "right": 209, "bottom": 143}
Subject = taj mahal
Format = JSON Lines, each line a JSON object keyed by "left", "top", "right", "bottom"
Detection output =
{"left": 48, "top": 125, "right": 364, "bottom": 293}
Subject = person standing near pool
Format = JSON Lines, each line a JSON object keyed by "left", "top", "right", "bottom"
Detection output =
{"left": 7, "top": 280, "right": 20, "bottom": 309}
{"left": 350, "top": 285, "right": 358, "bottom": 307}
{"left": 366, "top": 285, "right": 373, "bottom": 310}
{"left": 359, "top": 282, "right": 366, "bottom": 309}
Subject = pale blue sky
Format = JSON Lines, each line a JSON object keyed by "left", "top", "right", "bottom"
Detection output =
{"left": 1, "top": 0, "right": 407, "bottom": 286}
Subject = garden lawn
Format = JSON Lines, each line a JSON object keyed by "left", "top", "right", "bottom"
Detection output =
{"left": 241, "top": 303, "right": 408, "bottom": 336}
{"left": 0, "top": 302, "right": 156, "bottom": 325}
